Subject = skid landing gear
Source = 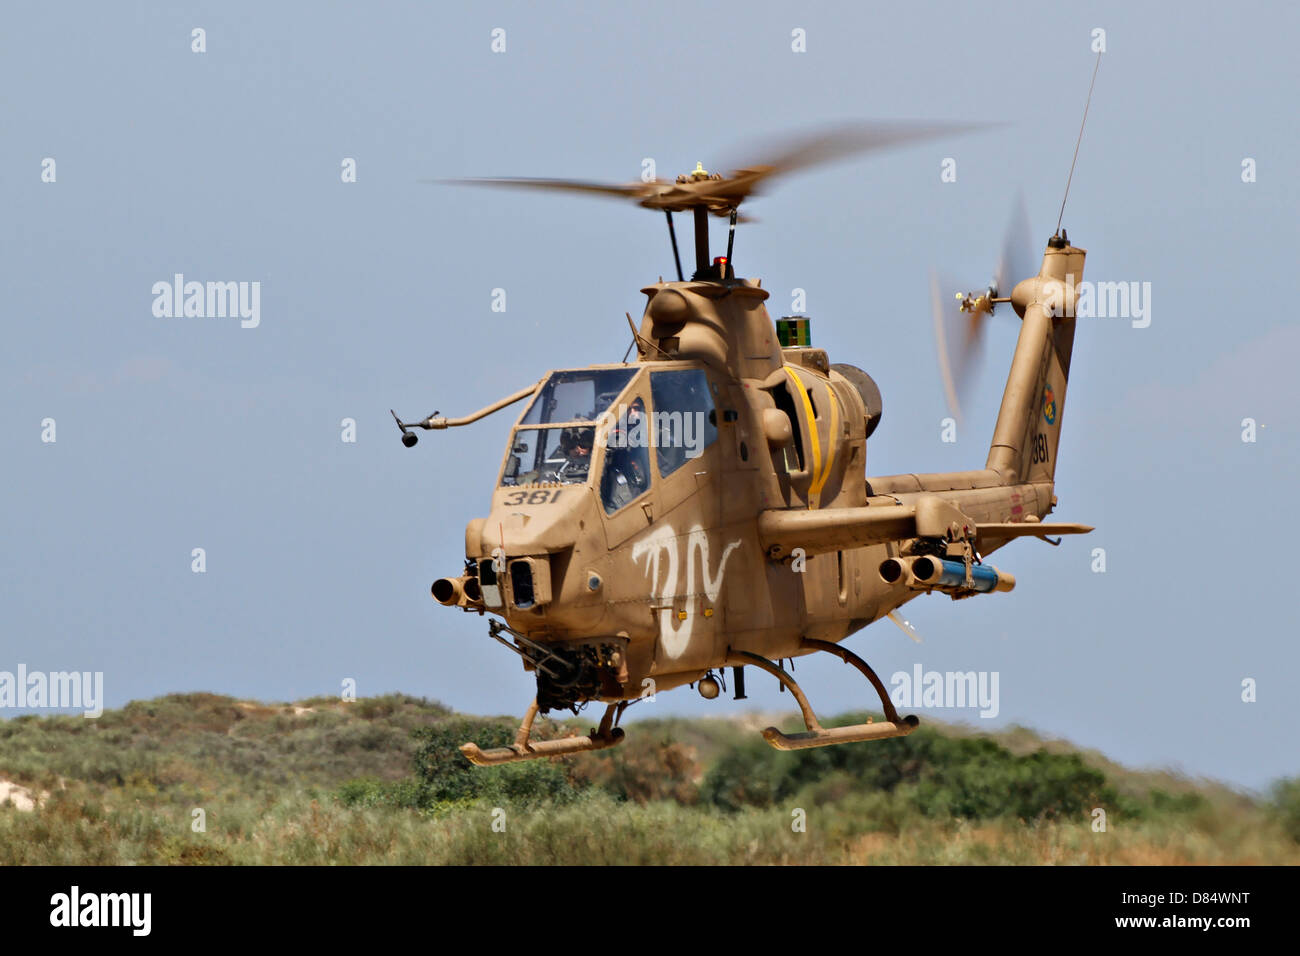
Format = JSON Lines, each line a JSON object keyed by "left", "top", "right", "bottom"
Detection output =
{"left": 459, "top": 699, "right": 626, "bottom": 766}
{"left": 727, "top": 640, "right": 919, "bottom": 751}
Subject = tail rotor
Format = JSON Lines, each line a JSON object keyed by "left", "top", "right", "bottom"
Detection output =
{"left": 931, "top": 194, "right": 1034, "bottom": 424}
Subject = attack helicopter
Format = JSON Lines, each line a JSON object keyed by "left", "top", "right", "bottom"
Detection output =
{"left": 393, "top": 122, "right": 1096, "bottom": 766}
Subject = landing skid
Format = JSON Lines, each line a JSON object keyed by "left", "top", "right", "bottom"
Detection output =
{"left": 727, "top": 641, "right": 919, "bottom": 751}
{"left": 459, "top": 699, "right": 625, "bottom": 766}
{"left": 460, "top": 640, "right": 917, "bottom": 765}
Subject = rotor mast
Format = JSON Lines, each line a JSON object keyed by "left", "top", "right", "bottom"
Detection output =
{"left": 665, "top": 204, "right": 726, "bottom": 281}
{"left": 672, "top": 162, "right": 730, "bottom": 281}
{"left": 692, "top": 206, "right": 710, "bottom": 276}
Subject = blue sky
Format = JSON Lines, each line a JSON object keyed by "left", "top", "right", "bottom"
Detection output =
{"left": 3, "top": 1, "right": 1297, "bottom": 790}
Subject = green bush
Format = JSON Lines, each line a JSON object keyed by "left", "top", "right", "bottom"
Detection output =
{"left": 701, "top": 719, "right": 1115, "bottom": 821}
{"left": 1271, "top": 777, "right": 1300, "bottom": 842}
{"left": 410, "top": 720, "right": 513, "bottom": 802}
{"left": 403, "top": 719, "right": 575, "bottom": 806}
{"left": 567, "top": 735, "right": 700, "bottom": 804}
{"left": 336, "top": 777, "right": 427, "bottom": 810}
{"left": 1147, "top": 789, "right": 1208, "bottom": 814}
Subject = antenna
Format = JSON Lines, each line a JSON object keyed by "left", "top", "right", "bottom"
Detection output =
{"left": 1055, "top": 52, "right": 1102, "bottom": 236}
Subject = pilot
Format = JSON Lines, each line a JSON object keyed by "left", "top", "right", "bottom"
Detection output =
{"left": 601, "top": 399, "right": 648, "bottom": 510}
{"left": 557, "top": 427, "right": 593, "bottom": 479}
{"left": 603, "top": 446, "right": 646, "bottom": 510}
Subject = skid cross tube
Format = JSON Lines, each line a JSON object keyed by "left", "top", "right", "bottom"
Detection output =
{"left": 727, "top": 648, "right": 918, "bottom": 752}
{"left": 799, "top": 638, "right": 908, "bottom": 725}
{"left": 459, "top": 699, "right": 625, "bottom": 766}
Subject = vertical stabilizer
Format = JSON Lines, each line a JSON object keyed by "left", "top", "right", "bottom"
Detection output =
{"left": 985, "top": 237, "right": 1085, "bottom": 486}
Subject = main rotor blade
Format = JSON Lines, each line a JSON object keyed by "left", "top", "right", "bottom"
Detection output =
{"left": 720, "top": 120, "right": 998, "bottom": 200}
{"left": 728, "top": 120, "right": 993, "bottom": 179}
{"left": 432, "top": 120, "right": 1000, "bottom": 214}
{"left": 429, "top": 176, "right": 658, "bottom": 200}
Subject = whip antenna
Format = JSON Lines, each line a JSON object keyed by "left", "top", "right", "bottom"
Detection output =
{"left": 1056, "top": 52, "right": 1102, "bottom": 235}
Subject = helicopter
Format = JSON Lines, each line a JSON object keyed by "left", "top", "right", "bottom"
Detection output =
{"left": 393, "top": 121, "right": 1096, "bottom": 766}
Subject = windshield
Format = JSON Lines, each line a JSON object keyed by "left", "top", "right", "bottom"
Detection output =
{"left": 501, "top": 426, "right": 596, "bottom": 486}
{"left": 520, "top": 368, "right": 637, "bottom": 426}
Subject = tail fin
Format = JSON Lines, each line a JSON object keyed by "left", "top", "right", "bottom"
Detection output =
{"left": 985, "top": 236, "right": 1085, "bottom": 486}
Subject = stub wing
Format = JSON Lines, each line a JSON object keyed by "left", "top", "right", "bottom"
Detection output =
{"left": 974, "top": 521, "right": 1093, "bottom": 539}
{"left": 757, "top": 500, "right": 1091, "bottom": 559}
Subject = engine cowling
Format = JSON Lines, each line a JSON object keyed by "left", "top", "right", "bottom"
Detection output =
{"left": 831, "top": 364, "right": 883, "bottom": 439}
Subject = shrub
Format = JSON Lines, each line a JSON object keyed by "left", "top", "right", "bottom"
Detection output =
{"left": 1271, "top": 777, "right": 1300, "bottom": 842}
{"left": 566, "top": 736, "right": 700, "bottom": 805}
{"left": 701, "top": 720, "right": 1116, "bottom": 821}
{"left": 405, "top": 719, "right": 574, "bottom": 806}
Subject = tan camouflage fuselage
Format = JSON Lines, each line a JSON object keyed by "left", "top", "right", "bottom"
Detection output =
{"left": 446, "top": 239, "right": 1087, "bottom": 708}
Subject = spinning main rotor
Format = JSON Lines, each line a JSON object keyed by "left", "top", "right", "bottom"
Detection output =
{"left": 443, "top": 121, "right": 989, "bottom": 281}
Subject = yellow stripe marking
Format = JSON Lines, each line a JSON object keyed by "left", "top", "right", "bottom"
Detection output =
{"left": 810, "top": 380, "right": 840, "bottom": 502}
{"left": 784, "top": 366, "right": 822, "bottom": 507}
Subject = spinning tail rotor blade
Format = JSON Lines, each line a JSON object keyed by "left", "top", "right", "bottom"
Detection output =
{"left": 995, "top": 192, "right": 1035, "bottom": 297}
{"left": 931, "top": 267, "right": 981, "bottom": 425}
{"left": 932, "top": 197, "right": 1036, "bottom": 423}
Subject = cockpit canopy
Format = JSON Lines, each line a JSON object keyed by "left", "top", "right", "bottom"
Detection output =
{"left": 502, "top": 424, "right": 597, "bottom": 486}
{"left": 500, "top": 366, "right": 719, "bottom": 517}
{"left": 519, "top": 368, "right": 636, "bottom": 426}
{"left": 502, "top": 368, "right": 635, "bottom": 487}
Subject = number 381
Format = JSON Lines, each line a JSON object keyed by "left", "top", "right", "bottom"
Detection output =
{"left": 503, "top": 489, "right": 563, "bottom": 506}
{"left": 1031, "top": 433, "right": 1050, "bottom": 465}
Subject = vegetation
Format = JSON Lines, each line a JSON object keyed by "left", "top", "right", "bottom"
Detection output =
{"left": 0, "top": 693, "right": 1295, "bottom": 865}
